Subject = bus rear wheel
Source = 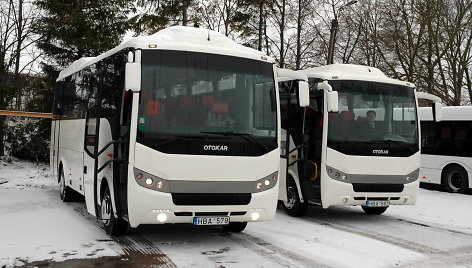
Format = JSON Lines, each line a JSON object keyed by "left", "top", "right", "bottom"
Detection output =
{"left": 443, "top": 165, "right": 469, "bottom": 194}
{"left": 283, "top": 178, "right": 308, "bottom": 217}
{"left": 101, "top": 187, "right": 128, "bottom": 236}
{"left": 361, "top": 206, "right": 388, "bottom": 215}
{"left": 59, "top": 168, "right": 73, "bottom": 202}
{"left": 222, "top": 222, "right": 247, "bottom": 232}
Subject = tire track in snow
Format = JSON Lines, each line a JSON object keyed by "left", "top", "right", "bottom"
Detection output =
{"left": 396, "top": 245, "right": 472, "bottom": 267}
{"left": 394, "top": 218, "right": 472, "bottom": 237}
{"left": 66, "top": 200, "right": 176, "bottom": 267}
{"left": 308, "top": 218, "right": 442, "bottom": 255}
{"left": 214, "top": 230, "right": 330, "bottom": 268}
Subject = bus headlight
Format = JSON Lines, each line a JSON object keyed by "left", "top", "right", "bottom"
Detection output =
{"left": 134, "top": 168, "right": 170, "bottom": 193}
{"left": 326, "top": 166, "right": 350, "bottom": 183}
{"left": 405, "top": 169, "right": 420, "bottom": 184}
{"left": 254, "top": 171, "right": 278, "bottom": 192}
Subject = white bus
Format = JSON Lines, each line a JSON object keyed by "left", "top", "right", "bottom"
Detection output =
{"left": 419, "top": 105, "right": 472, "bottom": 193}
{"left": 50, "top": 26, "right": 308, "bottom": 235}
{"left": 278, "top": 64, "right": 424, "bottom": 216}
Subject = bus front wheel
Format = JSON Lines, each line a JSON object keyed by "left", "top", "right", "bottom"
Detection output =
{"left": 59, "top": 168, "right": 73, "bottom": 202}
{"left": 222, "top": 222, "right": 247, "bottom": 232}
{"left": 101, "top": 187, "right": 128, "bottom": 236}
{"left": 361, "top": 206, "right": 388, "bottom": 215}
{"left": 283, "top": 178, "right": 308, "bottom": 217}
{"left": 443, "top": 165, "right": 469, "bottom": 194}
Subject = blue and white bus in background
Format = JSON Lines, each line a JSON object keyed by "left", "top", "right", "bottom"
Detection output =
{"left": 419, "top": 105, "right": 472, "bottom": 193}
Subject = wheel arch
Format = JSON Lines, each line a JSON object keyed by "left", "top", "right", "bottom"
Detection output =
{"left": 441, "top": 163, "right": 469, "bottom": 185}
{"left": 99, "top": 174, "right": 118, "bottom": 218}
{"left": 287, "top": 170, "right": 305, "bottom": 203}
{"left": 58, "top": 161, "right": 64, "bottom": 183}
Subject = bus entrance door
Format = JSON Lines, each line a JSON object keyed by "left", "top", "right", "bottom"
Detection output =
{"left": 299, "top": 96, "right": 324, "bottom": 205}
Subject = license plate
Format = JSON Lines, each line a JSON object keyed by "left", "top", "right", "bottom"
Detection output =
{"left": 365, "top": 200, "right": 390, "bottom": 207}
{"left": 193, "top": 216, "right": 230, "bottom": 226}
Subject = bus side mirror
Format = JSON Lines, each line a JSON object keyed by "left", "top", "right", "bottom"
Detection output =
{"left": 298, "top": 81, "right": 310, "bottom": 107}
{"left": 125, "top": 62, "right": 141, "bottom": 92}
{"left": 326, "top": 91, "right": 339, "bottom": 113}
{"left": 433, "top": 101, "right": 442, "bottom": 122}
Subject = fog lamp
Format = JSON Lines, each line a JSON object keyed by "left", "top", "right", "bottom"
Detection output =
{"left": 251, "top": 212, "right": 260, "bottom": 221}
{"left": 342, "top": 198, "right": 348, "bottom": 203}
{"left": 157, "top": 213, "right": 168, "bottom": 223}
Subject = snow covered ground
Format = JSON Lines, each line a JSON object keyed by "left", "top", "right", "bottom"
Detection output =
{"left": 1, "top": 158, "right": 471, "bottom": 267}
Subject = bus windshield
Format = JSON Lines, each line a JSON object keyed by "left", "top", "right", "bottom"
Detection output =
{"left": 325, "top": 80, "right": 419, "bottom": 157}
{"left": 136, "top": 50, "right": 277, "bottom": 156}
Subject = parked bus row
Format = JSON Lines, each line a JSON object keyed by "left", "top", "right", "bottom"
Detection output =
{"left": 50, "top": 26, "right": 468, "bottom": 236}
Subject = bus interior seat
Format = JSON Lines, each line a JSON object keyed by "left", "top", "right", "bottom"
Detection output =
{"left": 212, "top": 101, "right": 229, "bottom": 114}
{"left": 146, "top": 100, "right": 160, "bottom": 115}
{"left": 341, "top": 111, "right": 355, "bottom": 121}
{"left": 202, "top": 96, "right": 217, "bottom": 107}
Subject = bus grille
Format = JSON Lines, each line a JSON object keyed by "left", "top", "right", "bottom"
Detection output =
{"left": 171, "top": 193, "right": 252, "bottom": 206}
{"left": 352, "top": 183, "right": 404, "bottom": 193}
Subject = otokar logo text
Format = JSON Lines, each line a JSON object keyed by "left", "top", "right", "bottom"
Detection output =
{"left": 373, "top": 149, "right": 389, "bottom": 155}
{"left": 204, "top": 145, "right": 228, "bottom": 151}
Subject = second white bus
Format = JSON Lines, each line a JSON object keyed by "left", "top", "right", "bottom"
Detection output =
{"left": 278, "top": 64, "right": 422, "bottom": 216}
{"left": 419, "top": 106, "right": 472, "bottom": 193}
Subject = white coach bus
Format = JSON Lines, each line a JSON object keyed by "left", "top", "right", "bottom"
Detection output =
{"left": 419, "top": 105, "right": 472, "bottom": 193}
{"left": 50, "top": 26, "right": 308, "bottom": 235}
{"left": 277, "top": 64, "right": 426, "bottom": 216}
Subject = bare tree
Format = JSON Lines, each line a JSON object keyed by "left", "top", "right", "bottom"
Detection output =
{"left": 0, "top": 0, "right": 40, "bottom": 156}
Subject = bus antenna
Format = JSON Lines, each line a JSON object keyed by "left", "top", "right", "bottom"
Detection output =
{"left": 207, "top": 29, "right": 210, "bottom": 41}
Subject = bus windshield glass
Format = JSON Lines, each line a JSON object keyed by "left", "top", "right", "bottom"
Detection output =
{"left": 325, "top": 80, "right": 419, "bottom": 157}
{"left": 136, "top": 50, "right": 277, "bottom": 156}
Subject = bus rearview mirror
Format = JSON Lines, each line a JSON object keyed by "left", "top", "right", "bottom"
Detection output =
{"left": 125, "top": 62, "right": 141, "bottom": 92}
{"left": 433, "top": 102, "right": 442, "bottom": 122}
{"left": 326, "top": 91, "right": 339, "bottom": 113}
{"left": 298, "top": 81, "right": 310, "bottom": 107}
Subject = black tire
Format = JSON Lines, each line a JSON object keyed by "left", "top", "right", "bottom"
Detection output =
{"left": 361, "top": 206, "right": 388, "bottom": 215}
{"left": 442, "top": 165, "right": 469, "bottom": 194}
{"left": 283, "top": 178, "right": 308, "bottom": 217}
{"left": 59, "top": 167, "right": 73, "bottom": 202}
{"left": 101, "top": 187, "right": 128, "bottom": 236}
{"left": 222, "top": 222, "right": 247, "bottom": 232}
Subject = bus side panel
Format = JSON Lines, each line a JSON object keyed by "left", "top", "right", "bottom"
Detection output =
{"left": 420, "top": 154, "right": 442, "bottom": 185}
{"left": 58, "top": 119, "right": 86, "bottom": 195}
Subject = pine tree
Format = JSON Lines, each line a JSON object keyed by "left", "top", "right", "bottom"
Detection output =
{"left": 35, "top": 0, "right": 135, "bottom": 68}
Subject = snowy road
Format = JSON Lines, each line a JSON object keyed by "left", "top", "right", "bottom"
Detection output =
{"left": 1, "top": 159, "right": 471, "bottom": 267}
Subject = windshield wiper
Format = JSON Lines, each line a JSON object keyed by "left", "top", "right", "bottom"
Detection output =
{"left": 153, "top": 134, "right": 211, "bottom": 148}
{"left": 201, "top": 131, "right": 269, "bottom": 152}
{"left": 370, "top": 140, "right": 406, "bottom": 144}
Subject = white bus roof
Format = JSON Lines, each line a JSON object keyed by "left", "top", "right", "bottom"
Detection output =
{"left": 299, "top": 64, "right": 414, "bottom": 88}
{"left": 276, "top": 68, "right": 308, "bottom": 82}
{"left": 58, "top": 26, "right": 274, "bottom": 81}
{"left": 419, "top": 106, "right": 472, "bottom": 121}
